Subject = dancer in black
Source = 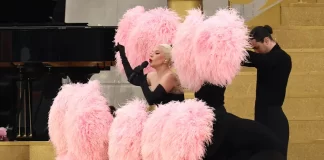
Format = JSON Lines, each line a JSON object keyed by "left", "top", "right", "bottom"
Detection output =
{"left": 195, "top": 83, "right": 286, "bottom": 160}
{"left": 242, "top": 25, "right": 291, "bottom": 156}
{"left": 116, "top": 44, "right": 184, "bottom": 105}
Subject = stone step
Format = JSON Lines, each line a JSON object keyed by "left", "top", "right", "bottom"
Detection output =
{"left": 288, "top": 121, "right": 324, "bottom": 143}
{"left": 273, "top": 26, "right": 324, "bottom": 49}
{"left": 282, "top": 0, "right": 319, "bottom": 4}
{"left": 241, "top": 49, "right": 324, "bottom": 73}
{"left": 223, "top": 97, "right": 324, "bottom": 120}
{"left": 281, "top": 3, "right": 324, "bottom": 26}
{"left": 288, "top": 140, "right": 324, "bottom": 160}
{"left": 184, "top": 72, "right": 324, "bottom": 99}
{"left": 181, "top": 96, "right": 324, "bottom": 143}
{"left": 0, "top": 141, "right": 323, "bottom": 160}
{"left": 185, "top": 94, "right": 324, "bottom": 142}
{"left": 228, "top": 72, "right": 324, "bottom": 98}
{"left": 284, "top": 49, "right": 324, "bottom": 72}
{"left": 0, "top": 141, "right": 55, "bottom": 160}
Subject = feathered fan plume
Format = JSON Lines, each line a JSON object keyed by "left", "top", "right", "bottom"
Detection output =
{"left": 126, "top": 7, "right": 181, "bottom": 74}
{"left": 160, "top": 99, "right": 215, "bottom": 160}
{"left": 193, "top": 8, "right": 250, "bottom": 87}
{"left": 108, "top": 98, "right": 148, "bottom": 160}
{"left": 172, "top": 9, "right": 205, "bottom": 91}
{"left": 114, "top": 6, "right": 146, "bottom": 74}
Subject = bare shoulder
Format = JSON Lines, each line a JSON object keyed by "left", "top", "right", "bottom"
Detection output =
{"left": 146, "top": 71, "right": 157, "bottom": 85}
{"left": 160, "top": 71, "right": 184, "bottom": 93}
{"left": 147, "top": 71, "right": 157, "bottom": 79}
{"left": 161, "top": 72, "right": 177, "bottom": 83}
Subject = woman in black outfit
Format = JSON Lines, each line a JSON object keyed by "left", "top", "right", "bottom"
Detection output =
{"left": 108, "top": 44, "right": 185, "bottom": 160}
{"left": 242, "top": 25, "right": 292, "bottom": 156}
{"left": 116, "top": 44, "right": 184, "bottom": 106}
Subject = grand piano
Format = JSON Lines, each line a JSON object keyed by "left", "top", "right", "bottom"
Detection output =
{"left": 0, "top": 0, "right": 116, "bottom": 141}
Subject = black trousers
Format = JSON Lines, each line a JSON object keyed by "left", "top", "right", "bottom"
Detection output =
{"left": 255, "top": 106, "right": 289, "bottom": 157}
{"left": 249, "top": 150, "right": 285, "bottom": 160}
{"left": 205, "top": 112, "right": 286, "bottom": 160}
{"left": 229, "top": 150, "right": 285, "bottom": 160}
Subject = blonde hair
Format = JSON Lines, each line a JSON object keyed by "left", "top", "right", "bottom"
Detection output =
{"left": 158, "top": 44, "right": 173, "bottom": 66}
{"left": 158, "top": 44, "right": 184, "bottom": 93}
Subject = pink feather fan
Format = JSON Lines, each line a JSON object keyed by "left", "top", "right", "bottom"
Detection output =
{"left": 108, "top": 98, "right": 149, "bottom": 160}
{"left": 172, "top": 9, "right": 205, "bottom": 92}
{"left": 114, "top": 6, "right": 145, "bottom": 46}
{"left": 141, "top": 101, "right": 181, "bottom": 160}
{"left": 56, "top": 154, "right": 76, "bottom": 160}
{"left": 160, "top": 99, "right": 215, "bottom": 160}
{"left": 0, "top": 127, "right": 7, "bottom": 140}
{"left": 114, "top": 6, "right": 146, "bottom": 74}
{"left": 125, "top": 7, "right": 181, "bottom": 74}
{"left": 193, "top": 8, "right": 250, "bottom": 87}
{"left": 48, "top": 83, "right": 83, "bottom": 159}
{"left": 64, "top": 80, "right": 113, "bottom": 160}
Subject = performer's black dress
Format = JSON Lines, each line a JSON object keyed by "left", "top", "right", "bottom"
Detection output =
{"left": 242, "top": 44, "right": 291, "bottom": 155}
{"left": 196, "top": 83, "right": 286, "bottom": 160}
{"left": 118, "top": 45, "right": 184, "bottom": 105}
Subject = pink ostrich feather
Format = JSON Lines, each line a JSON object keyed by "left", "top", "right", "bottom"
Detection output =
{"left": 48, "top": 83, "right": 83, "bottom": 157}
{"left": 193, "top": 8, "right": 250, "bottom": 87}
{"left": 108, "top": 98, "right": 148, "bottom": 160}
{"left": 172, "top": 9, "right": 205, "bottom": 92}
{"left": 141, "top": 101, "right": 181, "bottom": 160}
{"left": 56, "top": 154, "right": 76, "bottom": 160}
{"left": 64, "top": 80, "right": 113, "bottom": 160}
{"left": 114, "top": 6, "right": 146, "bottom": 74}
{"left": 0, "top": 127, "right": 8, "bottom": 141}
{"left": 114, "top": 6, "right": 145, "bottom": 46}
{"left": 0, "top": 127, "right": 6, "bottom": 137}
{"left": 125, "top": 7, "right": 181, "bottom": 74}
{"left": 160, "top": 99, "right": 215, "bottom": 160}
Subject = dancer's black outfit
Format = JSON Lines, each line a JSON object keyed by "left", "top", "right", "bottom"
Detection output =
{"left": 242, "top": 44, "right": 291, "bottom": 156}
{"left": 196, "top": 83, "right": 285, "bottom": 160}
{"left": 117, "top": 44, "right": 184, "bottom": 105}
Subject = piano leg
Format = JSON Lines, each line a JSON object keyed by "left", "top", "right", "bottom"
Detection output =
{"left": 16, "top": 62, "right": 46, "bottom": 140}
{"left": 16, "top": 77, "right": 35, "bottom": 140}
{"left": 23, "top": 86, "right": 27, "bottom": 138}
{"left": 28, "top": 78, "right": 33, "bottom": 138}
{"left": 17, "top": 81, "right": 23, "bottom": 138}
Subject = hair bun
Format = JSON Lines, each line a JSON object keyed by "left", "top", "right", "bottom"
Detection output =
{"left": 263, "top": 25, "right": 273, "bottom": 34}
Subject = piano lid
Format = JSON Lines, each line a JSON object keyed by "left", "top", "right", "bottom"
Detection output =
{"left": 0, "top": 25, "right": 113, "bottom": 30}
{"left": 0, "top": 26, "right": 117, "bottom": 63}
{"left": 0, "top": 0, "right": 66, "bottom": 24}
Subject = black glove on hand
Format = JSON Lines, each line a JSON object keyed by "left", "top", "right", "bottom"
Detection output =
{"left": 115, "top": 43, "right": 126, "bottom": 57}
{"left": 133, "top": 65, "right": 144, "bottom": 75}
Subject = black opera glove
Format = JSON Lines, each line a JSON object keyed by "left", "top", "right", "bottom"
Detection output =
{"left": 115, "top": 43, "right": 126, "bottom": 57}
{"left": 115, "top": 43, "right": 145, "bottom": 86}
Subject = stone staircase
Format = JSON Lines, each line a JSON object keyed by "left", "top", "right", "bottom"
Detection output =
{"left": 225, "top": 1, "right": 324, "bottom": 159}
{"left": 276, "top": 2, "right": 324, "bottom": 159}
